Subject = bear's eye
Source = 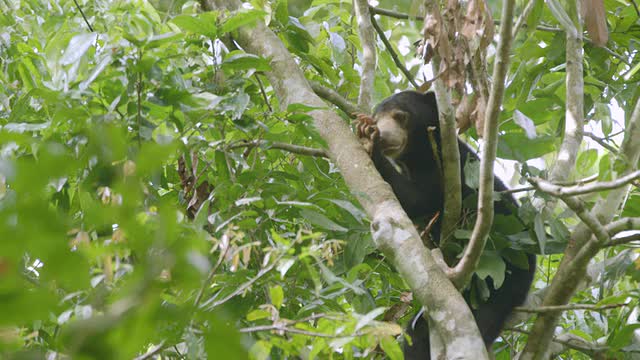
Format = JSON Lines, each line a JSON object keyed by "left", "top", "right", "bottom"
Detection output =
{"left": 391, "top": 110, "right": 408, "bottom": 126}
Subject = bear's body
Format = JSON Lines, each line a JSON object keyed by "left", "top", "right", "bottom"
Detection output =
{"left": 357, "top": 91, "right": 536, "bottom": 359}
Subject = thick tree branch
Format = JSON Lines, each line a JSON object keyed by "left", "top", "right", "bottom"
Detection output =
{"left": 605, "top": 217, "right": 640, "bottom": 236}
{"left": 450, "top": 0, "right": 516, "bottom": 286}
{"left": 421, "top": 4, "right": 462, "bottom": 248}
{"left": 529, "top": 170, "right": 640, "bottom": 196}
{"left": 309, "top": 81, "right": 362, "bottom": 116}
{"left": 560, "top": 195, "right": 610, "bottom": 245}
{"left": 203, "top": 1, "right": 487, "bottom": 358}
{"left": 353, "top": 0, "right": 377, "bottom": 111}
{"left": 550, "top": 0, "right": 584, "bottom": 184}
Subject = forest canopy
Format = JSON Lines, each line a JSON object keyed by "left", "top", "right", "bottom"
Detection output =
{"left": 1, "top": 0, "right": 640, "bottom": 359}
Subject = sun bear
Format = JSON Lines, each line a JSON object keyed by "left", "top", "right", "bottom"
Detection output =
{"left": 356, "top": 91, "right": 536, "bottom": 359}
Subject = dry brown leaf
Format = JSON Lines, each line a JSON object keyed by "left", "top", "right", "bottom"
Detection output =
{"left": 473, "top": 97, "right": 487, "bottom": 137}
{"left": 582, "top": 0, "right": 608, "bottom": 46}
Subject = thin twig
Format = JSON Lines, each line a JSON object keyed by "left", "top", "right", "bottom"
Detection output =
{"left": 630, "top": 0, "right": 640, "bottom": 16}
{"left": 309, "top": 81, "right": 361, "bottom": 116}
{"left": 508, "top": 327, "right": 608, "bottom": 354}
{"left": 72, "top": 0, "right": 94, "bottom": 32}
{"left": 500, "top": 186, "right": 535, "bottom": 194}
{"left": 584, "top": 131, "right": 618, "bottom": 153}
{"left": 515, "top": 302, "right": 629, "bottom": 313}
{"left": 133, "top": 341, "right": 168, "bottom": 360}
{"left": 239, "top": 324, "right": 366, "bottom": 338}
{"left": 227, "top": 139, "right": 329, "bottom": 158}
{"left": 369, "top": 6, "right": 424, "bottom": 21}
{"left": 370, "top": 14, "right": 419, "bottom": 88}
{"left": 512, "top": 0, "right": 538, "bottom": 38}
{"left": 254, "top": 74, "right": 273, "bottom": 112}
{"left": 136, "top": 57, "right": 143, "bottom": 147}
{"left": 201, "top": 253, "right": 285, "bottom": 309}
{"left": 193, "top": 244, "right": 230, "bottom": 308}
{"left": 606, "top": 232, "right": 640, "bottom": 247}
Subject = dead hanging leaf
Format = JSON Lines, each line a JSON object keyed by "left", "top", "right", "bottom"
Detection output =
{"left": 71, "top": 231, "right": 90, "bottom": 248}
{"left": 242, "top": 246, "right": 251, "bottom": 266}
{"left": 461, "top": 0, "right": 494, "bottom": 52}
{"left": 448, "top": 45, "right": 467, "bottom": 91}
{"left": 418, "top": 81, "right": 433, "bottom": 93}
{"left": 582, "top": 0, "right": 608, "bottom": 46}
{"left": 422, "top": 13, "right": 442, "bottom": 64}
{"left": 112, "top": 228, "right": 126, "bottom": 243}
{"left": 473, "top": 96, "right": 487, "bottom": 137}
{"left": 456, "top": 94, "right": 475, "bottom": 134}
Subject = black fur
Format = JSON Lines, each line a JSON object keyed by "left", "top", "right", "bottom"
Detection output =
{"left": 364, "top": 91, "right": 536, "bottom": 359}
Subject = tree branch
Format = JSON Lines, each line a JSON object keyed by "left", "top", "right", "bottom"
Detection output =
{"left": 605, "top": 217, "right": 640, "bottom": 236}
{"left": 353, "top": 0, "right": 377, "bottom": 111}
{"left": 529, "top": 170, "right": 640, "bottom": 196}
{"left": 510, "top": 328, "right": 609, "bottom": 356}
{"left": 227, "top": 139, "right": 329, "bottom": 158}
{"left": 239, "top": 324, "right": 365, "bottom": 338}
{"left": 549, "top": 0, "right": 584, "bottom": 184}
{"left": 421, "top": 4, "right": 462, "bottom": 249}
{"left": 515, "top": 302, "right": 629, "bottom": 313}
{"left": 584, "top": 131, "right": 618, "bottom": 153}
{"left": 370, "top": 14, "right": 419, "bottom": 89}
{"left": 512, "top": 0, "right": 539, "bottom": 38}
{"left": 607, "top": 232, "right": 640, "bottom": 246}
{"left": 450, "top": 0, "right": 516, "bottom": 286}
{"left": 309, "top": 81, "right": 361, "bottom": 116}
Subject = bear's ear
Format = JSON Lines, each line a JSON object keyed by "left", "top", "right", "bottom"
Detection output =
{"left": 423, "top": 92, "right": 437, "bottom": 107}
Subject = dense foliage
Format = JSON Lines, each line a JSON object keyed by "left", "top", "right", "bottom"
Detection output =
{"left": 0, "top": 0, "right": 639, "bottom": 359}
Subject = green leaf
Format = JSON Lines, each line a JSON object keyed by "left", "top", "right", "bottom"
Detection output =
{"left": 269, "top": 285, "right": 284, "bottom": 309}
{"left": 246, "top": 309, "right": 271, "bottom": 321}
{"left": 275, "top": 0, "right": 289, "bottom": 25}
{"left": 287, "top": 103, "right": 323, "bottom": 113}
{"left": 598, "top": 154, "right": 613, "bottom": 182}
{"left": 249, "top": 340, "right": 272, "bottom": 360}
{"left": 205, "top": 316, "right": 248, "bottom": 360}
{"left": 380, "top": 336, "right": 404, "bottom": 360}
{"left": 475, "top": 251, "right": 506, "bottom": 288}
{"left": 576, "top": 149, "right": 598, "bottom": 173}
{"left": 327, "top": 199, "right": 366, "bottom": 224}
{"left": 513, "top": 110, "right": 537, "bottom": 139}
{"left": 222, "top": 52, "right": 272, "bottom": 72}
{"left": 463, "top": 158, "right": 480, "bottom": 190}
{"left": 534, "top": 213, "right": 547, "bottom": 254}
{"left": 60, "top": 33, "right": 97, "bottom": 66}
{"left": 171, "top": 14, "right": 218, "bottom": 38}
{"left": 220, "top": 9, "right": 267, "bottom": 33}
{"left": 608, "top": 323, "right": 640, "bottom": 350}
{"left": 299, "top": 209, "right": 347, "bottom": 232}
